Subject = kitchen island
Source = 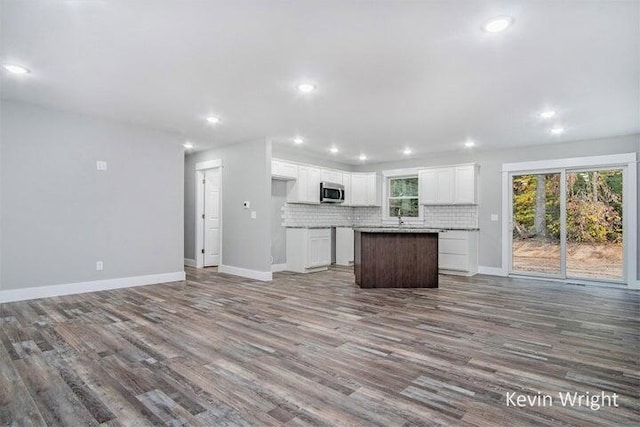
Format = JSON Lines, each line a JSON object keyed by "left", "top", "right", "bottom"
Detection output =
{"left": 354, "top": 228, "right": 439, "bottom": 288}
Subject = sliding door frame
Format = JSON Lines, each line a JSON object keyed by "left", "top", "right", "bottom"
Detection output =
{"left": 502, "top": 153, "right": 637, "bottom": 287}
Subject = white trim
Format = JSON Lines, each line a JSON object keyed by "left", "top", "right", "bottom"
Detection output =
{"left": 629, "top": 281, "right": 640, "bottom": 290}
{"left": 0, "top": 271, "right": 186, "bottom": 304}
{"left": 184, "top": 258, "right": 196, "bottom": 267}
{"left": 271, "top": 263, "right": 288, "bottom": 272}
{"left": 195, "top": 159, "right": 222, "bottom": 171}
{"left": 478, "top": 266, "right": 508, "bottom": 276}
{"left": 502, "top": 153, "right": 636, "bottom": 173}
{"left": 501, "top": 152, "right": 637, "bottom": 285}
{"left": 195, "top": 161, "right": 223, "bottom": 269}
{"left": 218, "top": 265, "right": 272, "bottom": 281}
{"left": 382, "top": 167, "right": 422, "bottom": 178}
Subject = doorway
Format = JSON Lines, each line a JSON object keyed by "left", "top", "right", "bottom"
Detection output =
{"left": 504, "top": 154, "right": 636, "bottom": 285}
{"left": 195, "top": 160, "right": 222, "bottom": 268}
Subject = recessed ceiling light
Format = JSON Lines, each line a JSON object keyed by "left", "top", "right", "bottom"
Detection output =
{"left": 540, "top": 110, "right": 556, "bottom": 119}
{"left": 484, "top": 16, "right": 513, "bottom": 33}
{"left": 206, "top": 116, "right": 221, "bottom": 124}
{"left": 293, "top": 137, "right": 304, "bottom": 144}
{"left": 183, "top": 142, "right": 194, "bottom": 149}
{"left": 403, "top": 148, "right": 412, "bottom": 155}
{"left": 330, "top": 146, "right": 339, "bottom": 154}
{"left": 465, "top": 141, "right": 476, "bottom": 148}
{"left": 550, "top": 127, "right": 565, "bottom": 135}
{"left": 297, "top": 83, "right": 316, "bottom": 93}
{"left": 2, "top": 64, "right": 30, "bottom": 75}
{"left": 359, "top": 154, "right": 367, "bottom": 161}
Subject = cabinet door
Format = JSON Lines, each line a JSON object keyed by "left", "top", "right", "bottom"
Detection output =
{"left": 365, "top": 173, "right": 378, "bottom": 206}
{"left": 419, "top": 170, "right": 437, "bottom": 204}
{"left": 272, "top": 160, "right": 298, "bottom": 179}
{"left": 296, "top": 166, "right": 309, "bottom": 202}
{"left": 321, "top": 169, "right": 342, "bottom": 185}
{"left": 435, "top": 168, "right": 454, "bottom": 204}
{"left": 307, "top": 167, "right": 321, "bottom": 203}
{"left": 350, "top": 174, "right": 368, "bottom": 206}
{"left": 342, "top": 173, "right": 351, "bottom": 205}
{"left": 308, "top": 236, "right": 330, "bottom": 267}
{"left": 454, "top": 165, "right": 476, "bottom": 204}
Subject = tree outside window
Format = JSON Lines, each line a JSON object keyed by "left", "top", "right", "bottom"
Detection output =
{"left": 388, "top": 177, "right": 419, "bottom": 217}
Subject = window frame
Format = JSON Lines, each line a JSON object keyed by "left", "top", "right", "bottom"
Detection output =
{"left": 382, "top": 168, "right": 423, "bottom": 224}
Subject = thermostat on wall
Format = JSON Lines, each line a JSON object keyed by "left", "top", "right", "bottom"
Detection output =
{"left": 243, "top": 201, "right": 250, "bottom": 209}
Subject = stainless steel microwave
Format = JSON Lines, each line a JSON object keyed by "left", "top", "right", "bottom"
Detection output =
{"left": 320, "top": 182, "right": 345, "bottom": 203}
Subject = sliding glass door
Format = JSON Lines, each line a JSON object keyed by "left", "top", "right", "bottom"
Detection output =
{"left": 510, "top": 168, "right": 625, "bottom": 283}
{"left": 511, "top": 173, "right": 562, "bottom": 277}
{"left": 565, "top": 169, "right": 623, "bottom": 281}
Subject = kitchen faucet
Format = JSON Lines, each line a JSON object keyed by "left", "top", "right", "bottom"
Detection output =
{"left": 397, "top": 208, "right": 404, "bottom": 226}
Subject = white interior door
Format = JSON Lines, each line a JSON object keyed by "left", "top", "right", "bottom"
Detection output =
{"left": 203, "top": 168, "right": 221, "bottom": 267}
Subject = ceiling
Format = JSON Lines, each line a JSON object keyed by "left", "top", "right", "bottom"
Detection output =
{"left": 1, "top": 0, "right": 638, "bottom": 164}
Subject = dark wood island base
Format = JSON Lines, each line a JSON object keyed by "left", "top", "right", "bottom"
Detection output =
{"left": 354, "top": 229, "right": 439, "bottom": 288}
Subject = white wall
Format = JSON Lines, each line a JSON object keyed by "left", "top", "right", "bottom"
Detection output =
{"left": 0, "top": 101, "right": 184, "bottom": 291}
{"left": 271, "top": 180, "right": 287, "bottom": 265}
{"left": 352, "top": 133, "right": 640, "bottom": 276}
{"left": 184, "top": 139, "right": 272, "bottom": 275}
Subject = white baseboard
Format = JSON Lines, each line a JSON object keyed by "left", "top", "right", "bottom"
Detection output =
{"left": 271, "top": 263, "right": 288, "bottom": 272}
{"left": 184, "top": 258, "right": 196, "bottom": 267}
{"left": 218, "top": 264, "right": 272, "bottom": 281}
{"left": 478, "top": 266, "right": 508, "bottom": 277}
{"left": 629, "top": 280, "right": 640, "bottom": 290}
{"left": 0, "top": 271, "right": 186, "bottom": 304}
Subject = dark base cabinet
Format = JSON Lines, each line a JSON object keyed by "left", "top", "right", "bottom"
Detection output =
{"left": 354, "top": 231, "right": 439, "bottom": 288}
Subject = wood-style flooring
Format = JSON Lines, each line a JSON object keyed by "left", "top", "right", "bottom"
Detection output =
{"left": 0, "top": 267, "right": 638, "bottom": 426}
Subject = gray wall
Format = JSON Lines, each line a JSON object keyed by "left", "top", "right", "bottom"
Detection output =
{"left": 271, "top": 180, "right": 287, "bottom": 265}
{"left": 184, "top": 139, "right": 272, "bottom": 273}
{"left": 353, "top": 133, "right": 640, "bottom": 275}
{"left": 0, "top": 101, "right": 184, "bottom": 290}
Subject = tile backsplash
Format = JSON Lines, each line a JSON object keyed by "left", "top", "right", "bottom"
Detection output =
{"left": 423, "top": 205, "right": 478, "bottom": 229}
{"left": 281, "top": 203, "right": 477, "bottom": 228}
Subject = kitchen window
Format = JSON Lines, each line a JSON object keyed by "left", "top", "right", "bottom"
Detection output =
{"left": 388, "top": 176, "right": 419, "bottom": 217}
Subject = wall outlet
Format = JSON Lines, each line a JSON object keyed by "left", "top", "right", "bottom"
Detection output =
{"left": 96, "top": 161, "right": 108, "bottom": 171}
{"left": 96, "top": 261, "right": 104, "bottom": 271}
{"left": 243, "top": 201, "right": 250, "bottom": 209}
{"left": 251, "top": 211, "right": 257, "bottom": 219}
{"left": 491, "top": 214, "right": 499, "bottom": 221}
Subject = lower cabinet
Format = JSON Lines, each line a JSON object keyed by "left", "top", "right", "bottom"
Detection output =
{"left": 335, "top": 227, "right": 354, "bottom": 266}
{"left": 438, "top": 231, "right": 478, "bottom": 276}
{"left": 286, "top": 228, "right": 331, "bottom": 273}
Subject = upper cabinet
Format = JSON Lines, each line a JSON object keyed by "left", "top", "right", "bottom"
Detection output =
{"left": 287, "top": 165, "right": 321, "bottom": 204}
{"left": 419, "top": 164, "right": 478, "bottom": 205}
{"left": 271, "top": 158, "right": 380, "bottom": 206}
{"left": 271, "top": 159, "right": 298, "bottom": 180}
{"left": 321, "top": 169, "right": 342, "bottom": 185}
{"left": 351, "top": 172, "right": 381, "bottom": 206}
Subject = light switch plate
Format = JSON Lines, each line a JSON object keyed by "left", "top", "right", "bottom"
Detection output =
{"left": 251, "top": 211, "right": 257, "bottom": 219}
{"left": 491, "top": 214, "right": 499, "bottom": 221}
{"left": 96, "top": 161, "right": 108, "bottom": 171}
{"left": 96, "top": 261, "right": 104, "bottom": 271}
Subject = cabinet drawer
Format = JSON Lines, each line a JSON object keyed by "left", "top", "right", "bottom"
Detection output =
{"left": 308, "top": 228, "right": 330, "bottom": 238}
{"left": 439, "top": 253, "right": 469, "bottom": 271}
{"left": 439, "top": 230, "right": 469, "bottom": 240}
{"left": 439, "top": 239, "right": 468, "bottom": 255}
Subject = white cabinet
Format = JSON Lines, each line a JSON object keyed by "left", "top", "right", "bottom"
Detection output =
{"left": 271, "top": 159, "right": 298, "bottom": 180}
{"left": 438, "top": 230, "right": 478, "bottom": 276}
{"left": 335, "top": 227, "right": 354, "bottom": 266}
{"left": 351, "top": 172, "right": 380, "bottom": 206}
{"left": 341, "top": 173, "right": 352, "bottom": 205}
{"left": 287, "top": 165, "right": 321, "bottom": 204}
{"left": 321, "top": 169, "right": 342, "bottom": 185}
{"left": 286, "top": 228, "right": 331, "bottom": 273}
{"left": 454, "top": 165, "right": 478, "bottom": 204}
{"left": 419, "top": 164, "right": 478, "bottom": 205}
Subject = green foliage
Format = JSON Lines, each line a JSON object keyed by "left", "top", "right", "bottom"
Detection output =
{"left": 389, "top": 177, "right": 419, "bottom": 217}
{"left": 512, "top": 170, "right": 622, "bottom": 243}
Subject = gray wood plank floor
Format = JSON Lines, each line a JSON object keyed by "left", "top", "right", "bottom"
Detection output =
{"left": 1, "top": 267, "right": 638, "bottom": 426}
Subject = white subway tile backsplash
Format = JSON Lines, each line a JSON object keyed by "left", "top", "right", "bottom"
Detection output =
{"left": 281, "top": 203, "right": 478, "bottom": 229}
